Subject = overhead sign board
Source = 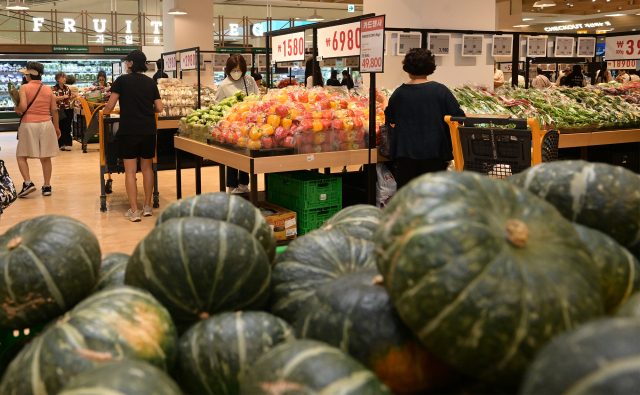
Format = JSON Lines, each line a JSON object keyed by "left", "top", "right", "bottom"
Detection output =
{"left": 605, "top": 34, "right": 640, "bottom": 61}
{"left": 492, "top": 35, "right": 513, "bottom": 57}
{"left": 428, "top": 34, "right": 451, "bottom": 56}
{"left": 52, "top": 45, "right": 89, "bottom": 53}
{"left": 462, "top": 35, "right": 483, "bottom": 57}
{"left": 360, "top": 15, "right": 385, "bottom": 73}
{"left": 527, "top": 36, "right": 548, "bottom": 57}
{"left": 577, "top": 37, "right": 597, "bottom": 57}
{"left": 272, "top": 31, "right": 306, "bottom": 63}
{"left": 318, "top": 21, "right": 361, "bottom": 59}
{"left": 104, "top": 46, "right": 138, "bottom": 53}
{"left": 554, "top": 37, "right": 575, "bottom": 57}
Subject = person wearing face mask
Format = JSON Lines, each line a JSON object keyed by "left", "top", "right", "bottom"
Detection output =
{"left": 215, "top": 54, "right": 260, "bottom": 194}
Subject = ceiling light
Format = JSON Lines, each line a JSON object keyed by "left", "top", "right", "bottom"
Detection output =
{"left": 6, "top": 1, "right": 29, "bottom": 10}
{"left": 554, "top": 20, "right": 569, "bottom": 22}
{"left": 513, "top": 24, "right": 530, "bottom": 27}
{"left": 306, "top": 9, "right": 324, "bottom": 21}
{"left": 168, "top": 0, "right": 187, "bottom": 15}
{"left": 605, "top": 14, "right": 625, "bottom": 16}
{"left": 533, "top": 0, "right": 556, "bottom": 7}
{"left": 523, "top": 18, "right": 534, "bottom": 21}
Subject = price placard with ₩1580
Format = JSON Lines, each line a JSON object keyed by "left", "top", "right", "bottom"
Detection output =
{"left": 181, "top": 50, "right": 198, "bottom": 70}
{"left": 605, "top": 34, "right": 640, "bottom": 61}
{"left": 360, "top": 15, "right": 385, "bottom": 73}
{"left": 164, "top": 54, "right": 177, "bottom": 71}
{"left": 318, "top": 21, "right": 361, "bottom": 59}
{"left": 272, "top": 32, "right": 305, "bottom": 63}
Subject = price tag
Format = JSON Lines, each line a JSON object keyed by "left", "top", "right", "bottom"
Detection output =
{"left": 428, "top": 34, "right": 451, "bottom": 56}
{"left": 605, "top": 34, "right": 640, "bottom": 61}
{"left": 555, "top": 37, "right": 575, "bottom": 57}
{"left": 607, "top": 60, "right": 637, "bottom": 70}
{"left": 200, "top": 54, "right": 206, "bottom": 71}
{"left": 462, "top": 35, "right": 484, "bottom": 57}
{"left": 318, "top": 21, "right": 361, "bottom": 58}
{"left": 397, "top": 33, "right": 421, "bottom": 55}
{"left": 527, "top": 36, "right": 548, "bottom": 57}
{"left": 272, "top": 31, "right": 306, "bottom": 63}
{"left": 500, "top": 63, "right": 513, "bottom": 73}
{"left": 360, "top": 15, "right": 385, "bottom": 73}
{"left": 492, "top": 35, "right": 513, "bottom": 57}
{"left": 277, "top": 62, "right": 296, "bottom": 68}
{"left": 181, "top": 50, "right": 198, "bottom": 70}
{"left": 344, "top": 57, "right": 359, "bottom": 67}
{"left": 113, "top": 62, "right": 120, "bottom": 74}
{"left": 242, "top": 54, "right": 253, "bottom": 69}
{"left": 256, "top": 54, "right": 267, "bottom": 72}
{"left": 321, "top": 58, "right": 337, "bottom": 67}
{"left": 164, "top": 54, "right": 177, "bottom": 71}
{"left": 577, "top": 37, "right": 596, "bottom": 57}
{"left": 212, "top": 53, "right": 230, "bottom": 72}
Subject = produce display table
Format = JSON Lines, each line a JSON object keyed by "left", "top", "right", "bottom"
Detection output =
{"left": 174, "top": 136, "right": 382, "bottom": 205}
{"left": 559, "top": 128, "right": 640, "bottom": 149}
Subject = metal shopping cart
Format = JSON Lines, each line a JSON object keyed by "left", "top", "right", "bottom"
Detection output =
{"left": 98, "top": 109, "right": 160, "bottom": 212}
{"left": 78, "top": 98, "right": 105, "bottom": 153}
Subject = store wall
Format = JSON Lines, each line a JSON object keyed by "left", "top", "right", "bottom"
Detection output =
{"left": 363, "top": 0, "right": 496, "bottom": 90}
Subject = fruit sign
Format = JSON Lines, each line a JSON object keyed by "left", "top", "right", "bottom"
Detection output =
{"left": 272, "top": 32, "right": 305, "bottom": 63}
{"left": 318, "top": 22, "right": 361, "bottom": 58}
{"left": 605, "top": 34, "right": 640, "bottom": 61}
{"left": 181, "top": 50, "right": 198, "bottom": 70}
{"left": 164, "top": 54, "right": 177, "bottom": 71}
{"left": 360, "top": 15, "right": 385, "bottom": 73}
{"left": 607, "top": 60, "right": 637, "bottom": 70}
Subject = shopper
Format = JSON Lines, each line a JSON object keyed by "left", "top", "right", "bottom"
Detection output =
{"left": 304, "top": 58, "right": 324, "bottom": 88}
{"left": 494, "top": 62, "right": 504, "bottom": 90}
{"left": 532, "top": 68, "right": 551, "bottom": 89}
{"left": 252, "top": 72, "right": 263, "bottom": 86}
{"left": 566, "top": 65, "right": 586, "bottom": 88}
{"left": 595, "top": 63, "right": 612, "bottom": 84}
{"left": 14, "top": 62, "right": 61, "bottom": 198}
{"left": 508, "top": 70, "right": 526, "bottom": 87}
{"left": 556, "top": 67, "right": 571, "bottom": 85}
{"left": 215, "top": 54, "right": 260, "bottom": 194}
{"left": 326, "top": 70, "right": 341, "bottom": 86}
{"left": 152, "top": 59, "right": 169, "bottom": 83}
{"left": 375, "top": 48, "right": 464, "bottom": 190}
{"left": 94, "top": 71, "right": 110, "bottom": 87}
{"left": 52, "top": 71, "right": 74, "bottom": 151}
{"left": 615, "top": 70, "right": 630, "bottom": 84}
{"left": 104, "top": 50, "right": 163, "bottom": 222}
{"left": 630, "top": 70, "right": 640, "bottom": 82}
{"left": 341, "top": 70, "right": 354, "bottom": 89}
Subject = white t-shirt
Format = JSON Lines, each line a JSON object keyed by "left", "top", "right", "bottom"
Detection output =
{"left": 617, "top": 73, "right": 631, "bottom": 83}
{"left": 508, "top": 75, "right": 526, "bottom": 86}
{"left": 494, "top": 69, "right": 504, "bottom": 85}
{"left": 532, "top": 74, "right": 552, "bottom": 89}
{"left": 215, "top": 75, "right": 260, "bottom": 102}
{"left": 630, "top": 74, "right": 640, "bottom": 82}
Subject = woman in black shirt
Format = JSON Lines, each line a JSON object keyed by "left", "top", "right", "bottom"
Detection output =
{"left": 341, "top": 70, "right": 354, "bottom": 89}
{"left": 565, "top": 65, "right": 585, "bottom": 88}
{"left": 326, "top": 70, "right": 341, "bottom": 86}
{"left": 376, "top": 48, "right": 464, "bottom": 189}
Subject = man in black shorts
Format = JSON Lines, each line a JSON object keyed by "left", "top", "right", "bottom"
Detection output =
{"left": 104, "top": 50, "right": 163, "bottom": 222}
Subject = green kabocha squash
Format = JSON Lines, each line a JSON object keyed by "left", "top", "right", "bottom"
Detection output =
{"left": 296, "top": 270, "right": 455, "bottom": 394}
{"left": 0, "top": 215, "right": 101, "bottom": 329}
{"left": 573, "top": 224, "right": 640, "bottom": 314}
{"left": 320, "top": 204, "right": 382, "bottom": 240}
{"left": 58, "top": 360, "right": 183, "bottom": 395}
{"left": 616, "top": 292, "right": 640, "bottom": 318}
{"left": 240, "top": 340, "right": 393, "bottom": 395}
{"left": 125, "top": 218, "right": 271, "bottom": 328}
{"left": 176, "top": 311, "right": 294, "bottom": 394}
{"left": 270, "top": 228, "right": 376, "bottom": 324}
{"left": 375, "top": 171, "right": 604, "bottom": 386}
{"left": 94, "top": 252, "right": 129, "bottom": 292}
{"left": 508, "top": 160, "right": 640, "bottom": 251}
{"left": 156, "top": 192, "right": 276, "bottom": 262}
{"left": 0, "top": 286, "right": 178, "bottom": 395}
{"left": 520, "top": 318, "right": 640, "bottom": 395}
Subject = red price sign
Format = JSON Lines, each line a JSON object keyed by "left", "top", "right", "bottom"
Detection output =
{"left": 181, "top": 50, "right": 198, "bottom": 70}
{"left": 360, "top": 15, "right": 385, "bottom": 73}
{"left": 607, "top": 60, "right": 637, "bottom": 70}
{"left": 272, "top": 32, "right": 305, "bottom": 63}
{"left": 605, "top": 34, "right": 640, "bottom": 60}
{"left": 318, "top": 21, "right": 361, "bottom": 58}
{"left": 164, "top": 54, "right": 176, "bottom": 71}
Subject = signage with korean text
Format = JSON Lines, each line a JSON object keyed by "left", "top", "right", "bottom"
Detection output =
{"left": 52, "top": 46, "right": 89, "bottom": 53}
{"left": 272, "top": 31, "right": 306, "bottom": 62}
{"left": 397, "top": 33, "right": 421, "bottom": 55}
{"left": 462, "top": 35, "right": 483, "bottom": 57}
{"left": 360, "top": 15, "right": 385, "bottom": 73}
{"left": 164, "top": 54, "right": 177, "bottom": 71}
{"left": 527, "top": 36, "right": 548, "bottom": 57}
{"left": 492, "top": 35, "right": 513, "bottom": 57}
{"left": 428, "top": 34, "right": 451, "bottom": 56}
{"left": 212, "top": 53, "right": 230, "bottom": 71}
{"left": 577, "top": 37, "right": 596, "bottom": 57}
{"left": 605, "top": 34, "right": 640, "bottom": 61}
{"left": 554, "top": 37, "right": 575, "bottom": 57}
{"left": 607, "top": 60, "right": 637, "bottom": 70}
{"left": 318, "top": 21, "right": 361, "bottom": 58}
{"left": 181, "top": 50, "right": 198, "bottom": 70}
{"left": 104, "top": 46, "right": 138, "bottom": 53}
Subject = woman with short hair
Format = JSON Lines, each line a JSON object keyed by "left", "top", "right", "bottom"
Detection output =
{"left": 94, "top": 70, "right": 110, "bottom": 87}
{"left": 340, "top": 70, "right": 354, "bottom": 89}
{"left": 326, "top": 70, "right": 341, "bottom": 86}
{"left": 304, "top": 58, "right": 324, "bottom": 88}
{"left": 52, "top": 71, "right": 74, "bottom": 151}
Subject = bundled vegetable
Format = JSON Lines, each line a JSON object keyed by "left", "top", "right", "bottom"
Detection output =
{"left": 7, "top": 81, "right": 19, "bottom": 106}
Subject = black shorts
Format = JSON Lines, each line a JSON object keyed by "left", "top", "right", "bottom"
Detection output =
{"left": 117, "top": 134, "right": 156, "bottom": 159}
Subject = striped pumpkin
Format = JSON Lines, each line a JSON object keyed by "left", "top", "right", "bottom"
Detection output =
{"left": 125, "top": 218, "right": 271, "bottom": 328}
{"left": 617, "top": 293, "right": 640, "bottom": 318}
{"left": 156, "top": 193, "right": 276, "bottom": 263}
{"left": 0, "top": 286, "right": 178, "bottom": 395}
{"left": 573, "top": 224, "right": 640, "bottom": 314}
{"left": 521, "top": 318, "right": 640, "bottom": 395}
{"left": 375, "top": 171, "right": 604, "bottom": 386}
{"left": 58, "top": 360, "right": 183, "bottom": 395}
{"left": 176, "top": 311, "right": 294, "bottom": 394}
{"left": 320, "top": 205, "right": 382, "bottom": 240}
{"left": 270, "top": 229, "right": 376, "bottom": 324}
{"left": 0, "top": 215, "right": 101, "bottom": 329}
{"left": 508, "top": 160, "right": 640, "bottom": 251}
{"left": 94, "top": 252, "right": 129, "bottom": 292}
{"left": 240, "top": 340, "right": 393, "bottom": 395}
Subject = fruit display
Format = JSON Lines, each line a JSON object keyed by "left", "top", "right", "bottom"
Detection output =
{"left": 94, "top": 252, "right": 129, "bottom": 292}
{"left": 277, "top": 78, "right": 299, "bottom": 89}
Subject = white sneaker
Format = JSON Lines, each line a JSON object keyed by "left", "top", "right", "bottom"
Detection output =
{"left": 228, "top": 187, "right": 243, "bottom": 194}
{"left": 143, "top": 206, "right": 153, "bottom": 217}
{"left": 125, "top": 209, "right": 141, "bottom": 222}
{"left": 238, "top": 184, "right": 250, "bottom": 193}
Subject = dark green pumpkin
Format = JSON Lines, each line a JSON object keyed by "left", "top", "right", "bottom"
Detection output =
{"left": 508, "top": 160, "right": 640, "bottom": 250}
{"left": 320, "top": 205, "right": 382, "bottom": 240}
{"left": 270, "top": 228, "right": 376, "bottom": 324}
{"left": 176, "top": 311, "right": 294, "bottom": 394}
{"left": 521, "top": 318, "right": 640, "bottom": 395}
{"left": 0, "top": 215, "right": 101, "bottom": 329}
{"left": 296, "top": 270, "right": 455, "bottom": 394}
{"left": 156, "top": 193, "right": 276, "bottom": 262}
{"left": 616, "top": 292, "right": 640, "bottom": 318}
{"left": 375, "top": 171, "right": 604, "bottom": 386}
{"left": 573, "top": 224, "right": 640, "bottom": 314}
{"left": 0, "top": 286, "right": 178, "bottom": 395}
{"left": 58, "top": 360, "right": 183, "bottom": 395}
{"left": 240, "top": 339, "right": 393, "bottom": 395}
{"left": 125, "top": 218, "right": 271, "bottom": 328}
{"left": 94, "top": 252, "right": 129, "bottom": 292}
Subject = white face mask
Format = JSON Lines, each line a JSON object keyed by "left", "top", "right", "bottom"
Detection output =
{"left": 230, "top": 71, "right": 242, "bottom": 81}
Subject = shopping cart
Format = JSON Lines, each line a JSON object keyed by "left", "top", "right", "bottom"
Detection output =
{"left": 78, "top": 98, "right": 105, "bottom": 153}
{"left": 445, "top": 116, "right": 559, "bottom": 178}
{"left": 98, "top": 109, "right": 160, "bottom": 213}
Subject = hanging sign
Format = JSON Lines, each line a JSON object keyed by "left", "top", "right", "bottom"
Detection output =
{"left": 52, "top": 45, "right": 89, "bottom": 53}
{"left": 397, "top": 33, "right": 421, "bottom": 56}
{"left": 360, "top": 15, "right": 385, "bottom": 73}
{"left": 256, "top": 54, "right": 267, "bottom": 72}
{"left": 277, "top": 62, "right": 296, "bottom": 68}
{"left": 577, "top": 37, "right": 596, "bottom": 57}
{"left": 428, "top": 34, "right": 451, "bottom": 56}
{"left": 554, "top": 37, "right": 575, "bottom": 57}
{"left": 212, "top": 53, "right": 230, "bottom": 72}
{"left": 492, "top": 35, "right": 513, "bottom": 57}
{"left": 113, "top": 63, "right": 120, "bottom": 75}
{"left": 104, "top": 46, "right": 138, "bottom": 53}
{"left": 527, "top": 36, "right": 548, "bottom": 57}
{"left": 607, "top": 60, "right": 637, "bottom": 70}
{"left": 182, "top": 50, "right": 198, "bottom": 70}
{"left": 321, "top": 58, "right": 337, "bottom": 67}
{"left": 164, "top": 54, "right": 177, "bottom": 71}
{"left": 605, "top": 34, "right": 640, "bottom": 61}
{"left": 500, "top": 63, "right": 513, "bottom": 73}
{"left": 344, "top": 57, "right": 359, "bottom": 67}
{"left": 462, "top": 35, "right": 484, "bottom": 57}
{"left": 242, "top": 54, "right": 253, "bottom": 69}
{"left": 318, "top": 21, "right": 361, "bottom": 58}
{"left": 272, "top": 31, "right": 306, "bottom": 62}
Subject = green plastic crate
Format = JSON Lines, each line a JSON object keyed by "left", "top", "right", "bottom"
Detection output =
{"left": 298, "top": 219, "right": 329, "bottom": 235}
{"left": 267, "top": 171, "right": 342, "bottom": 211}
{"left": 296, "top": 205, "right": 341, "bottom": 224}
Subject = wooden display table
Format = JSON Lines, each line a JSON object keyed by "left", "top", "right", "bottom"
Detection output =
{"left": 174, "top": 136, "right": 381, "bottom": 205}
{"left": 559, "top": 128, "right": 640, "bottom": 160}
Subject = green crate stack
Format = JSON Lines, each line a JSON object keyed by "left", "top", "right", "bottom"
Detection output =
{"left": 267, "top": 171, "right": 342, "bottom": 235}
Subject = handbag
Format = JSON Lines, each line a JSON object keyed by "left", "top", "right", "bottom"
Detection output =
{"left": 16, "top": 84, "right": 43, "bottom": 139}
{"left": 379, "top": 124, "right": 393, "bottom": 158}
{"left": 58, "top": 108, "right": 67, "bottom": 120}
{"left": 0, "top": 160, "right": 17, "bottom": 214}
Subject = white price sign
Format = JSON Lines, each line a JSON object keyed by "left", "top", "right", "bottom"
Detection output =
{"left": 605, "top": 34, "right": 640, "bottom": 61}
{"left": 256, "top": 54, "right": 267, "bottom": 71}
{"left": 272, "top": 31, "right": 306, "bottom": 63}
{"left": 181, "top": 50, "right": 198, "bottom": 70}
{"left": 462, "top": 35, "right": 483, "bottom": 57}
{"left": 113, "top": 62, "right": 120, "bottom": 74}
{"left": 500, "top": 63, "right": 514, "bottom": 73}
{"left": 212, "top": 53, "right": 229, "bottom": 72}
{"left": 397, "top": 33, "right": 421, "bottom": 55}
{"left": 277, "top": 62, "right": 296, "bottom": 68}
{"left": 607, "top": 60, "right": 637, "bottom": 70}
{"left": 492, "top": 35, "right": 513, "bottom": 57}
{"left": 164, "top": 54, "right": 177, "bottom": 71}
{"left": 428, "top": 34, "right": 451, "bottom": 56}
{"left": 577, "top": 37, "right": 596, "bottom": 57}
{"left": 318, "top": 21, "right": 361, "bottom": 58}
{"left": 555, "top": 37, "right": 575, "bottom": 57}
{"left": 321, "top": 58, "right": 337, "bottom": 67}
{"left": 360, "top": 15, "right": 385, "bottom": 73}
{"left": 242, "top": 54, "right": 253, "bottom": 69}
{"left": 527, "top": 36, "right": 548, "bottom": 57}
{"left": 344, "top": 57, "right": 359, "bottom": 67}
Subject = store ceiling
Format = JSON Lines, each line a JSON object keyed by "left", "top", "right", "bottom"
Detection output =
{"left": 505, "top": 0, "right": 640, "bottom": 15}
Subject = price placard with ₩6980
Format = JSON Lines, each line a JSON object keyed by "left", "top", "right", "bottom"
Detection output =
{"left": 318, "top": 22, "right": 361, "bottom": 59}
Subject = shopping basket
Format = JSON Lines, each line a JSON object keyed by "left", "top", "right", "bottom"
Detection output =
{"left": 78, "top": 98, "right": 105, "bottom": 153}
